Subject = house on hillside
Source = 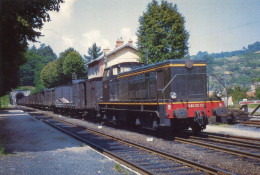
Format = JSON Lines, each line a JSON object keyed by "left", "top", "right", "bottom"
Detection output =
{"left": 87, "top": 38, "right": 140, "bottom": 80}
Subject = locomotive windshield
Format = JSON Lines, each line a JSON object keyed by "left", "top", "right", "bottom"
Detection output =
{"left": 169, "top": 62, "right": 207, "bottom": 99}
{"left": 172, "top": 74, "right": 207, "bottom": 98}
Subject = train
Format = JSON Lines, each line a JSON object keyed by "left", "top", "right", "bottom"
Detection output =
{"left": 18, "top": 59, "right": 228, "bottom": 134}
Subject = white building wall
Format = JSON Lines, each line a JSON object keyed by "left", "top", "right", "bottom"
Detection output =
{"left": 106, "top": 48, "right": 139, "bottom": 68}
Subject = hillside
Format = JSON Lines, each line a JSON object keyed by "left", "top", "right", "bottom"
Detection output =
{"left": 192, "top": 42, "right": 260, "bottom": 90}
{"left": 212, "top": 52, "right": 260, "bottom": 87}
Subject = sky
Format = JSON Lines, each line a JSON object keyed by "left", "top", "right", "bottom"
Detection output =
{"left": 31, "top": 0, "right": 260, "bottom": 56}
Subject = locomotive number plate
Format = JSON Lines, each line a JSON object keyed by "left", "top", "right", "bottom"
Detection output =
{"left": 188, "top": 103, "right": 204, "bottom": 108}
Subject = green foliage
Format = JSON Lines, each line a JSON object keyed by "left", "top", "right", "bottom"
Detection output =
{"left": 0, "top": 0, "right": 63, "bottom": 96}
{"left": 227, "top": 85, "right": 249, "bottom": 101}
{"left": 37, "top": 44, "right": 57, "bottom": 62}
{"left": 202, "top": 54, "right": 215, "bottom": 73}
{"left": 114, "top": 164, "right": 122, "bottom": 173}
{"left": 40, "top": 61, "right": 56, "bottom": 88}
{"left": 0, "top": 145, "right": 5, "bottom": 155}
{"left": 19, "top": 45, "right": 57, "bottom": 92}
{"left": 137, "top": 0, "right": 189, "bottom": 64}
{"left": 63, "top": 51, "right": 86, "bottom": 82}
{"left": 41, "top": 48, "right": 86, "bottom": 88}
{"left": 0, "top": 94, "right": 10, "bottom": 108}
{"left": 16, "top": 86, "right": 35, "bottom": 91}
{"left": 256, "top": 87, "right": 260, "bottom": 99}
{"left": 197, "top": 48, "right": 260, "bottom": 93}
{"left": 194, "top": 41, "right": 260, "bottom": 59}
{"left": 84, "top": 43, "right": 103, "bottom": 62}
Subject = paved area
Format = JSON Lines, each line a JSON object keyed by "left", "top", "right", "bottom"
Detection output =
{"left": 0, "top": 109, "right": 135, "bottom": 175}
{"left": 205, "top": 124, "right": 260, "bottom": 138}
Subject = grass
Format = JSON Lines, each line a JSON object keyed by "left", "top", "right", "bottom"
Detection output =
{"left": 123, "top": 170, "right": 129, "bottom": 175}
{"left": 248, "top": 104, "right": 260, "bottom": 108}
{"left": 16, "top": 86, "right": 35, "bottom": 91}
{"left": 211, "top": 123, "right": 229, "bottom": 127}
{"left": 0, "top": 145, "right": 5, "bottom": 155}
{"left": 114, "top": 163, "right": 122, "bottom": 173}
{"left": 114, "top": 164, "right": 129, "bottom": 174}
{"left": 0, "top": 94, "right": 10, "bottom": 109}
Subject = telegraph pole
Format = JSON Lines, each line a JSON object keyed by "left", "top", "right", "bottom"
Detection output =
{"left": 224, "top": 60, "right": 228, "bottom": 107}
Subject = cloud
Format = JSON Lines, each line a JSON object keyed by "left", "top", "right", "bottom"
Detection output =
{"left": 80, "top": 29, "right": 111, "bottom": 53}
{"left": 120, "top": 27, "right": 137, "bottom": 46}
{"left": 82, "top": 29, "right": 101, "bottom": 44}
{"left": 61, "top": 35, "right": 75, "bottom": 46}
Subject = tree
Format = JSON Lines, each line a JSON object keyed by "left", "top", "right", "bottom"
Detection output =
{"left": 40, "top": 48, "right": 86, "bottom": 88}
{"left": 19, "top": 45, "right": 57, "bottom": 87}
{"left": 137, "top": 0, "right": 189, "bottom": 64}
{"left": 84, "top": 43, "right": 103, "bottom": 62}
{"left": 63, "top": 51, "right": 86, "bottom": 82}
{"left": 40, "top": 62, "right": 53, "bottom": 88}
{"left": 19, "top": 49, "right": 43, "bottom": 86}
{"left": 0, "top": 0, "right": 63, "bottom": 96}
{"left": 37, "top": 43, "right": 57, "bottom": 62}
{"left": 202, "top": 54, "right": 215, "bottom": 73}
{"left": 256, "top": 87, "right": 260, "bottom": 99}
{"left": 227, "top": 85, "right": 248, "bottom": 102}
{"left": 55, "top": 48, "right": 76, "bottom": 85}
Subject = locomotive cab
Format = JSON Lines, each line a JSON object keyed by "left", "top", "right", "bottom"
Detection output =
{"left": 162, "top": 59, "right": 228, "bottom": 133}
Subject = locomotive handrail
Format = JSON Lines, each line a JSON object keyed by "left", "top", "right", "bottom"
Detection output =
{"left": 161, "top": 73, "right": 226, "bottom": 98}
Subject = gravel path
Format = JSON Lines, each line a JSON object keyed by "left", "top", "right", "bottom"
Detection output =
{"left": 0, "top": 109, "right": 136, "bottom": 175}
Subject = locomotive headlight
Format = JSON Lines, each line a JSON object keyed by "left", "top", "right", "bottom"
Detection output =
{"left": 170, "top": 92, "right": 177, "bottom": 100}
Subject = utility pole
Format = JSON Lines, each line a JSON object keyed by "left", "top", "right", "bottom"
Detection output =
{"left": 224, "top": 60, "right": 228, "bottom": 107}
{"left": 146, "top": 47, "right": 148, "bottom": 65}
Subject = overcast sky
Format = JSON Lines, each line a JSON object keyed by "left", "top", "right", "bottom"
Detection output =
{"left": 31, "top": 0, "right": 260, "bottom": 56}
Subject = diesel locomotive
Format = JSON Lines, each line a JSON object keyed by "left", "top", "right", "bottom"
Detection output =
{"left": 18, "top": 59, "right": 228, "bottom": 133}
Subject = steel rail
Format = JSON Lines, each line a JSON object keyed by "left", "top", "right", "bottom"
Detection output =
{"left": 203, "top": 134, "right": 260, "bottom": 146}
{"left": 175, "top": 137, "right": 260, "bottom": 161}
{"left": 38, "top": 115, "right": 233, "bottom": 175}
{"left": 189, "top": 135, "right": 260, "bottom": 148}
{"left": 201, "top": 131, "right": 260, "bottom": 142}
{"left": 241, "top": 123, "right": 260, "bottom": 127}
{"left": 240, "top": 121, "right": 260, "bottom": 125}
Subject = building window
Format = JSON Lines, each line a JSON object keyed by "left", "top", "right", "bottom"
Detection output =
{"left": 95, "top": 66, "right": 99, "bottom": 75}
{"left": 113, "top": 67, "right": 118, "bottom": 75}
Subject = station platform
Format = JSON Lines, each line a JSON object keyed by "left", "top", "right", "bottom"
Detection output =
{"left": 0, "top": 108, "right": 134, "bottom": 175}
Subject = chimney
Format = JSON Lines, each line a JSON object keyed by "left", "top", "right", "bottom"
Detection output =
{"left": 103, "top": 48, "right": 110, "bottom": 54}
{"left": 128, "top": 39, "right": 133, "bottom": 45}
{"left": 116, "top": 38, "right": 124, "bottom": 48}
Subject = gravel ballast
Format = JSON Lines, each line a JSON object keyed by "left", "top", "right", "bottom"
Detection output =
{"left": 0, "top": 109, "right": 135, "bottom": 175}
{"left": 29, "top": 108, "right": 260, "bottom": 175}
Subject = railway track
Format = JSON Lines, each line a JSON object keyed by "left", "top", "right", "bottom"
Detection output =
{"left": 200, "top": 131, "right": 260, "bottom": 142}
{"left": 175, "top": 132, "right": 260, "bottom": 161}
{"left": 240, "top": 121, "right": 260, "bottom": 128}
{"left": 31, "top": 114, "right": 233, "bottom": 175}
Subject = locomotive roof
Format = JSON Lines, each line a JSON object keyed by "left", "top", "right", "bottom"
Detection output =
{"left": 117, "top": 59, "right": 206, "bottom": 78}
